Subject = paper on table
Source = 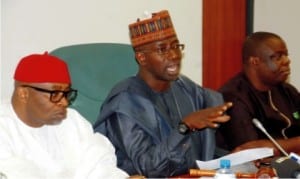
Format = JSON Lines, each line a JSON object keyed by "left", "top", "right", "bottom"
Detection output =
{"left": 196, "top": 147, "right": 274, "bottom": 170}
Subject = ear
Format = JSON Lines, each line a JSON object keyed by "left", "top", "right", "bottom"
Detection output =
{"left": 135, "top": 52, "right": 147, "bottom": 65}
{"left": 17, "top": 86, "right": 29, "bottom": 102}
{"left": 249, "top": 56, "right": 260, "bottom": 66}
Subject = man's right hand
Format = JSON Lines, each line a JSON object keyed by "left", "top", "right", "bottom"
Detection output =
{"left": 182, "top": 102, "right": 233, "bottom": 130}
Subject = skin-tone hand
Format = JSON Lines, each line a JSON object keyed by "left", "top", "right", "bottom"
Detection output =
{"left": 231, "top": 140, "right": 281, "bottom": 168}
{"left": 232, "top": 140, "right": 279, "bottom": 154}
{"left": 183, "top": 102, "right": 233, "bottom": 130}
{"left": 232, "top": 137, "right": 300, "bottom": 157}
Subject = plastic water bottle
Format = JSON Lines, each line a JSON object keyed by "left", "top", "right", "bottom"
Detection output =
{"left": 214, "top": 159, "right": 236, "bottom": 179}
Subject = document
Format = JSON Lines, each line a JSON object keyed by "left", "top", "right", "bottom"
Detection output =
{"left": 196, "top": 147, "right": 274, "bottom": 170}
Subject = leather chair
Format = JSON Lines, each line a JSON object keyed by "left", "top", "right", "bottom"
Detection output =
{"left": 50, "top": 43, "right": 138, "bottom": 124}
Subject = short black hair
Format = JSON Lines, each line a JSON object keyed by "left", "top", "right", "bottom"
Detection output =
{"left": 242, "top": 31, "right": 282, "bottom": 64}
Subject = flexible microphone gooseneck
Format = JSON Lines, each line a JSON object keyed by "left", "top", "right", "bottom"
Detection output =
{"left": 252, "top": 118, "right": 300, "bottom": 178}
{"left": 252, "top": 118, "right": 289, "bottom": 157}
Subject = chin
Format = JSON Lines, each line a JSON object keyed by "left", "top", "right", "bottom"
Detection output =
{"left": 280, "top": 76, "right": 290, "bottom": 83}
{"left": 168, "top": 73, "right": 180, "bottom": 81}
{"left": 50, "top": 120, "right": 63, "bottom": 126}
{"left": 49, "top": 115, "right": 66, "bottom": 125}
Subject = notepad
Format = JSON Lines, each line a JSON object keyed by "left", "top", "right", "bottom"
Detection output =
{"left": 196, "top": 147, "right": 274, "bottom": 170}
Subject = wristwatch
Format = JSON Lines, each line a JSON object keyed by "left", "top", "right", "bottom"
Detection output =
{"left": 178, "top": 122, "right": 190, "bottom": 135}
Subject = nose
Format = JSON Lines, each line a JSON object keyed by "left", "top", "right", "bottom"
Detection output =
{"left": 57, "top": 96, "right": 69, "bottom": 107}
{"left": 166, "top": 49, "right": 182, "bottom": 61}
{"left": 281, "top": 55, "right": 290, "bottom": 65}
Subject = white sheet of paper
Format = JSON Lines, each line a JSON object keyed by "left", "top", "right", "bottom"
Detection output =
{"left": 196, "top": 147, "right": 274, "bottom": 170}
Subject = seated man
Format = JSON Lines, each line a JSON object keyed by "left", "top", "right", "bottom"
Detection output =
{"left": 217, "top": 31, "right": 300, "bottom": 156}
{"left": 93, "top": 10, "right": 232, "bottom": 177}
{"left": 0, "top": 52, "right": 128, "bottom": 178}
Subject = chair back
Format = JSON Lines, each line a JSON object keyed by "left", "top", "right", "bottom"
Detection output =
{"left": 50, "top": 43, "right": 138, "bottom": 124}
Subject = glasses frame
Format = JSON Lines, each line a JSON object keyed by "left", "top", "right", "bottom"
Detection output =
{"left": 21, "top": 85, "right": 78, "bottom": 104}
{"left": 269, "top": 51, "right": 289, "bottom": 62}
{"left": 140, "top": 43, "right": 185, "bottom": 55}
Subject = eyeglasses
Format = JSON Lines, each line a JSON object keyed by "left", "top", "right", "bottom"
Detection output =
{"left": 269, "top": 51, "right": 289, "bottom": 62}
{"left": 140, "top": 43, "right": 185, "bottom": 55}
{"left": 22, "top": 85, "right": 77, "bottom": 104}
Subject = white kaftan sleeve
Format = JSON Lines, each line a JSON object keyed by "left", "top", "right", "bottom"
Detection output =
{"left": 67, "top": 108, "right": 129, "bottom": 179}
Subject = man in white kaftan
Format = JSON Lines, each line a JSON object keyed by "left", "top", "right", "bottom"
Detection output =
{"left": 0, "top": 103, "right": 128, "bottom": 179}
{"left": 0, "top": 52, "right": 128, "bottom": 179}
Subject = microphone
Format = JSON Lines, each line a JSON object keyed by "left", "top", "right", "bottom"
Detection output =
{"left": 252, "top": 118, "right": 300, "bottom": 178}
{"left": 252, "top": 118, "right": 289, "bottom": 157}
{"left": 271, "top": 157, "right": 300, "bottom": 178}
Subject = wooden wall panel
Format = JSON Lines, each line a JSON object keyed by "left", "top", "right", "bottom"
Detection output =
{"left": 202, "top": 0, "right": 247, "bottom": 90}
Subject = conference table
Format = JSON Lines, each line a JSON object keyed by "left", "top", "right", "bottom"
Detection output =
{"left": 171, "top": 165, "right": 277, "bottom": 178}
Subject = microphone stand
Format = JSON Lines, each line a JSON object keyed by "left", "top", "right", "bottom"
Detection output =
{"left": 252, "top": 118, "right": 289, "bottom": 157}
